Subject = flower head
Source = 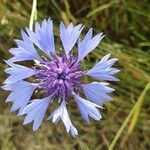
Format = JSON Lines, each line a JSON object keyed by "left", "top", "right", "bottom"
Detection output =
{"left": 2, "top": 19, "right": 119, "bottom": 137}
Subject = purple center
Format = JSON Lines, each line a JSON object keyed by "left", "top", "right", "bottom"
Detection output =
{"left": 36, "top": 55, "right": 83, "bottom": 99}
{"left": 57, "top": 72, "right": 66, "bottom": 80}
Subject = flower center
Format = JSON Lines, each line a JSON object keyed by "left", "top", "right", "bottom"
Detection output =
{"left": 36, "top": 55, "right": 83, "bottom": 99}
{"left": 57, "top": 72, "right": 66, "bottom": 80}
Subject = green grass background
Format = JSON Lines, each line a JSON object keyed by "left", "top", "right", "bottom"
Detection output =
{"left": 0, "top": 0, "right": 150, "bottom": 150}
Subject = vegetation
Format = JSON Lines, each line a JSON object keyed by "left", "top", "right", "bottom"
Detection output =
{"left": 0, "top": 0, "right": 149, "bottom": 149}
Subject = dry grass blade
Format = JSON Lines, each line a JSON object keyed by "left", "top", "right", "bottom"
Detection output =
{"left": 86, "top": 0, "right": 119, "bottom": 18}
{"left": 109, "top": 82, "right": 150, "bottom": 150}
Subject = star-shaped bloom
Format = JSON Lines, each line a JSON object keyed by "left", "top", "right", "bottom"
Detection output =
{"left": 2, "top": 19, "right": 119, "bottom": 137}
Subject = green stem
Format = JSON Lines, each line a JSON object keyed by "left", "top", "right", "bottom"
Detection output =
{"left": 108, "top": 81, "right": 150, "bottom": 150}
{"left": 29, "top": 0, "right": 37, "bottom": 31}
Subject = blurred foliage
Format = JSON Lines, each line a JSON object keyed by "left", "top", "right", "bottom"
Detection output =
{"left": 0, "top": 0, "right": 150, "bottom": 150}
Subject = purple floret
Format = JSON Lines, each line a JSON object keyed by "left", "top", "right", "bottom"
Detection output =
{"left": 36, "top": 54, "right": 83, "bottom": 98}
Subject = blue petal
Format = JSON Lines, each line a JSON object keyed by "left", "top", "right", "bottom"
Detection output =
{"left": 70, "top": 124, "right": 78, "bottom": 137}
{"left": 4, "top": 62, "right": 36, "bottom": 84}
{"left": 86, "top": 53, "right": 120, "bottom": 81}
{"left": 26, "top": 19, "right": 55, "bottom": 56}
{"left": 76, "top": 29, "right": 104, "bottom": 63}
{"left": 21, "top": 95, "right": 52, "bottom": 131}
{"left": 48, "top": 100, "right": 78, "bottom": 137}
{"left": 74, "top": 94, "right": 102, "bottom": 123}
{"left": 8, "top": 30, "right": 42, "bottom": 62}
{"left": 3, "top": 81, "right": 37, "bottom": 113}
{"left": 82, "top": 82, "right": 114, "bottom": 106}
{"left": 60, "top": 22, "right": 84, "bottom": 58}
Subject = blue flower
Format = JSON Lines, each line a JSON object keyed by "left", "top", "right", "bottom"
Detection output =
{"left": 2, "top": 19, "right": 119, "bottom": 137}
